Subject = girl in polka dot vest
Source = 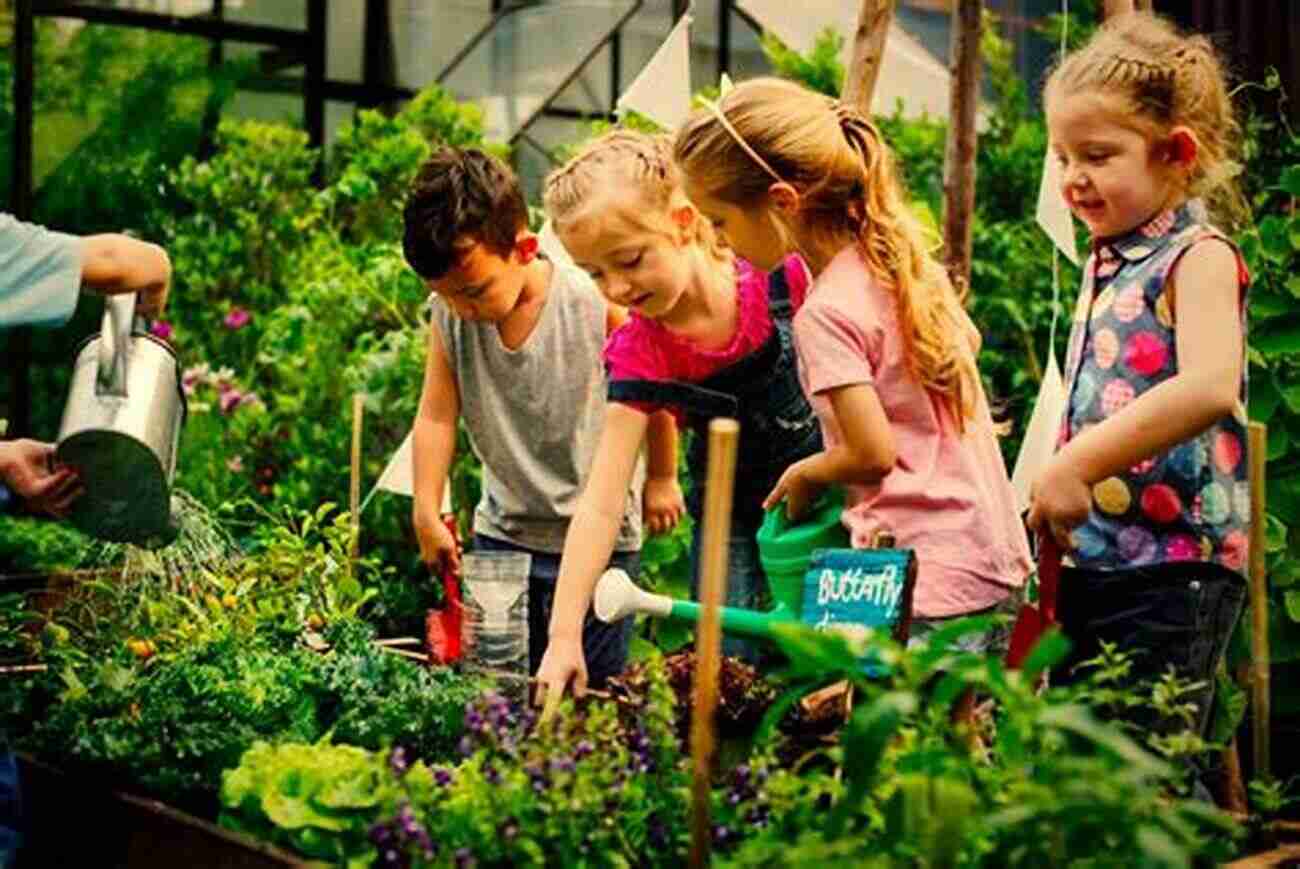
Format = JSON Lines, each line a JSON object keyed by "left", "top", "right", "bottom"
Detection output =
{"left": 1028, "top": 13, "right": 1252, "bottom": 743}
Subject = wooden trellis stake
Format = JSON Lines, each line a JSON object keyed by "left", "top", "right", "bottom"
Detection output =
{"left": 1248, "top": 421, "right": 1270, "bottom": 780}
{"left": 350, "top": 393, "right": 365, "bottom": 561}
{"left": 689, "top": 419, "right": 740, "bottom": 869}
{"left": 942, "top": 0, "right": 982, "bottom": 299}
{"left": 843, "top": 0, "right": 895, "bottom": 113}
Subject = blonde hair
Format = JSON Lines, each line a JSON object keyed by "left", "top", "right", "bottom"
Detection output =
{"left": 543, "top": 129, "right": 731, "bottom": 267}
{"left": 673, "top": 76, "right": 979, "bottom": 430}
{"left": 1045, "top": 12, "right": 1247, "bottom": 230}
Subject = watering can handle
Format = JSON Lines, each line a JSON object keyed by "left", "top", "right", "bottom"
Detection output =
{"left": 96, "top": 293, "right": 147, "bottom": 398}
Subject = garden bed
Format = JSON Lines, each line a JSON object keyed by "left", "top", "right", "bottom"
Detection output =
{"left": 13, "top": 753, "right": 310, "bottom": 869}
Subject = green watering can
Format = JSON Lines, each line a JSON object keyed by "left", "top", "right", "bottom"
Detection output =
{"left": 593, "top": 488, "right": 850, "bottom": 642}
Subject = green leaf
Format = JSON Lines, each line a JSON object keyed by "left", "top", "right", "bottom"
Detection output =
{"left": 1254, "top": 315, "right": 1300, "bottom": 356}
{"left": 1260, "top": 216, "right": 1292, "bottom": 260}
{"left": 1284, "top": 589, "right": 1300, "bottom": 623}
{"left": 1269, "top": 423, "right": 1291, "bottom": 460}
{"left": 1250, "top": 374, "right": 1282, "bottom": 424}
{"left": 1272, "top": 557, "right": 1300, "bottom": 589}
{"left": 1280, "top": 165, "right": 1300, "bottom": 197}
{"left": 1287, "top": 275, "right": 1300, "bottom": 300}
{"left": 1257, "top": 289, "right": 1298, "bottom": 318}
{"left": 1266, "top": 513, "right": 1290, "bottom": 552}
{"left": 1210, "top": 670, "right": 1248, "bottom": 743}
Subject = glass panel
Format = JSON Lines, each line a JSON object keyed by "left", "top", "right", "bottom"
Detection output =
{"left": 438, "top": 0, "right": 638, "bottom": 143}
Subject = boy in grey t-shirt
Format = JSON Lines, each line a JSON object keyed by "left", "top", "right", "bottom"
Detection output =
{"left": 402, "top": 148, "right": 683, "bottom": 687}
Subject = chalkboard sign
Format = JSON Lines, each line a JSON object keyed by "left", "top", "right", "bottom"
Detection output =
{"left": 800, "top": 548, "right": 917, "bottom": 653}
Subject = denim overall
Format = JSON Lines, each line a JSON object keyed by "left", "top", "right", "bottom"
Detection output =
{"left": 608, "top": 318, "right": 822, "bottom": 660}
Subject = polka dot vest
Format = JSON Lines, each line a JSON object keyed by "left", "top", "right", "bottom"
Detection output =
{"left": 1060, "top": 200, "right": 1251, "bottom": 576}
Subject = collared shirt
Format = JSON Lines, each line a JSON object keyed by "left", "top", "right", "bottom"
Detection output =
{"left": 1060, "top": 200, "right": 1251, "bottom": 576}
{"left": 0, "top": 214, "right": 83, "bottom": 328}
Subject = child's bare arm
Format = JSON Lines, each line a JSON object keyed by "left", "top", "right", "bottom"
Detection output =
{"left": 1029, "top": 240, "right": 1243, "bottom": 542}
{"left": 643, "top": 410, "right": 684, "bottom": 535}
{"left": 538, "top": 404, "right": 649, "bottom": 697}
{"left": 763, "top": 383, "right": 894, "bottom": 519}
{"left": 79, "top": 234, "right": 171, "bottom": 316}
{"left": 412, "top": 323, "right": 462, "bottom": 571}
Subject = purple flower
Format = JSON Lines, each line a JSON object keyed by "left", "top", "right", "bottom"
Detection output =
{"left": 224, "top": 307, "right": 251, "bottom": 330}
{"left": 501, "top": 818, "right": 520, "bottom": 842}
{"left": 458, "top": 735, "right": 474, "bottom": 757}
{"left": 483, "top": 763, "right": 501, "bottom": 785}
{"left": 368, "top": 822, "right": 391, "bottom": 845}
{"left": 389, "top": 746, "right": 409, "bottom": 778}
{"left": 218, "top": 388, "right": 243, "bottom": 415}
{"left": 454, "top": 847, "right": 476, "bottom": 868}
{"left": 150, "top": 320, "right": 174, "bottom": 341}
{"left": 549, "top": 755, "right": 575, "bottom": 775}
{"left": 432, "top": 766, "right": 453, "bottom": 787}
{"left": 574, "top": 740, "right": 594, "bottom": 759}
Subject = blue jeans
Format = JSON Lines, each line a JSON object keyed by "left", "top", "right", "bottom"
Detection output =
{"left": 473, "top": 535, "right": 638, "bottom": 688}
{"left": 690, "top": 527, "right": 770, "bottom": 664}
{"left": 1, "top": 751, "right": 19, "bottom": 868}
{"left": 1053, "top": 561, "right": 1246, "bottom": 739}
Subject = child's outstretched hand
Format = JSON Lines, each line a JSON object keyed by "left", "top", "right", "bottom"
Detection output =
{"left": 535, "top": 635, "right": 589, "bottom": 701}
{"left": 763, "top": 456, "right": 824, "bottom": 523}
{"left": 1026, "top": 456, "right": 1091, "bottom": 550}
{"left": 642, "top": 475, "right": 685, "bottom": 536}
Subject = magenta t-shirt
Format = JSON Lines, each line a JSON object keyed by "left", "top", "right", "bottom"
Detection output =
{"left": 792, "top": 246, "right": 1031, "bottom": 618}
{"left": 603, "top": 256, "right": 807, "bottom": 421}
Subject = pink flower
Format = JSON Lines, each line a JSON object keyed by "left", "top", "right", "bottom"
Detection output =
{"left": 227, "top": 455, "right": 244, "bottom": 473}
{"left": 219, "top": 388, "right": 243, "bottom": 415}
{"left": 150, "top": 320, "right": 174, "bottom": 341}
{"left": 224, "top": 307, "right": 251, "bottom": 330}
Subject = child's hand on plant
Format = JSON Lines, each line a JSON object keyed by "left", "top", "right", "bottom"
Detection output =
{"left": 1027, "top": 456, "right": 1092, "bottom": 549}
{"left": 763, "top": 455, "right": 825, "bottom": 522}
{"left": 642, "top": 475, "right": 685, "bottom": 536}
{"left": 535, "top": 634, "right": 588, "bottom": 701}
{"left": 414, "top": 503, "right": 460, "bottom": 575}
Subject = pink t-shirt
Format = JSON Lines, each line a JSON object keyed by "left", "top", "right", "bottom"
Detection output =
{"left": 604, "top": 256, "right": 807, "bottom": 421}
{"left": 792, "top": 246, "right": 1031, "bottom": 618}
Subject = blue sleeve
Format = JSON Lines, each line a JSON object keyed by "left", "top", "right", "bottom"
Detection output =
{"left": 0, "top": 214, "right": 83, "bottom": 329}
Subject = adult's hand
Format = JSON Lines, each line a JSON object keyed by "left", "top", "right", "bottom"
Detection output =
{"left": 0, "top": 439, "right": 81, "bottom": 518}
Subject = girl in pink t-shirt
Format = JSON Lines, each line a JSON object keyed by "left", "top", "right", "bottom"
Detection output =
{"left": 535, "top": 130, "right": 822, "bottom": 697}
{"left": 674, "top": 77, "right": 1031, "bottom": 656}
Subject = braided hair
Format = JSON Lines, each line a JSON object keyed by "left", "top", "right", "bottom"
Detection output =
{"left": 1045, "top": 12, "right": 1247, "bottom": 230}
{"left": 543, "top": 129, "right": 732, "bottom": 267}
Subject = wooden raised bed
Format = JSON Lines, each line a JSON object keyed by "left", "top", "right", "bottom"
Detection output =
{"left": 14, "top": 754, "right": 311, "bottom": 869}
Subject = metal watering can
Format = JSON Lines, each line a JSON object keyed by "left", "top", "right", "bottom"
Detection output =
{"left": 55, "top": 293, "right": 186, "bottom": 547}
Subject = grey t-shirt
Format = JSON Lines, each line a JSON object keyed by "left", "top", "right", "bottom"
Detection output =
{"left": 428, "top": 261, "right": 642, "bottom": 554}
{"left": 0, "top": 214, "right": 82, "bottom": 328}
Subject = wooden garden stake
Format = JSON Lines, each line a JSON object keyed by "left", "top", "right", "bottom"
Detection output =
{"left": 690, "top": 418, "right": 740, "bottom": 869}
{"left": 350, "top": 393, "right": 364, "bottom": 560}
{"left": 942, "top": 0, "right": 982, "bottom": 299}
{"left": 1248, "top": 421, "right": 1270, "bottom": 780}
{"left": 842, "top": 0, "right": 895, "bottom": 113}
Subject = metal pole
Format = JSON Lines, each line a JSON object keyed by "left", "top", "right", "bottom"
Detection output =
{"left": 609, "top": 28, "right": 622, "bottom": 114}
{"left": 10, "top": 0, "right": 36, "bottom": 438}
{"left": 718, "top": 0, "right": 732, "bottom": 78}
{"left": 305, "top": 0, "right": 327, "bottom": 151}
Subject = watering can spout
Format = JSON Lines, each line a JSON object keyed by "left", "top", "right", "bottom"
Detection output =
{"left": 594, "top": 569, "right": 672, "bottom": 622}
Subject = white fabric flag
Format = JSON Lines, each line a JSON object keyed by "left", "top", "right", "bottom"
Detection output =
{"left": 1035, "top": 151, "right": 1080, "bottom": 266}
{"left": 537, "top": 219, "right": 577, "bottom": 270}
{"left": 1011, "top": 350, "right": 1068, "bottom": 514}
{"left": 363, "top": 430, "right": 452, "bottom": 514}
{"left": 617, "top": 13, "right": 693, "bottom": 129}
{"left": 736, "top": 0, "right": 952, "bottom": 120}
